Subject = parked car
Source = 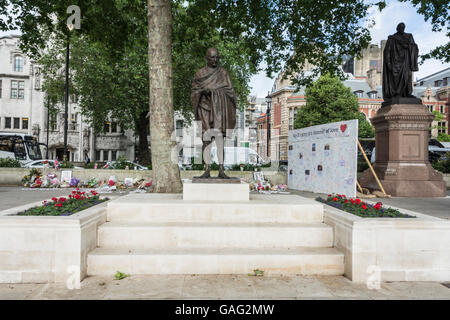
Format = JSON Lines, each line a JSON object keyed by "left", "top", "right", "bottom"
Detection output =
{"left": 104, "top": 161, "right": 149, "bottom": 170}
{"left": 23, "top": 160, "right": 83, "bottom": 169}
{"left": 210, "top": 147, "right": 267, "bottom": 167}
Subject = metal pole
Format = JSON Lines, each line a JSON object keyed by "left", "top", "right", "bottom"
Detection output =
{"left": 46, "top": 95, "right": 50, "bottom": 159}
{"left": 63, "top": 35, "right": 70, "bottom": 162}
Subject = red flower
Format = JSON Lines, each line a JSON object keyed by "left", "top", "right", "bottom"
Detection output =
{"left": 344, "top": 199, "right": 348, "bottom": 203}
{"left": 52, "top": 197, "right": 57, "bottom": 201}
{"left": 361, "top": 205, "right": 367, "bottom": 210}
{"left": 74, "top": 194, "right": 81, "bottom": 200}
{"left": 69, "top": 195, "right": 72, "bottom": 198}
{"left": 55, "top": 203, "right": 62, "bottom": 207}
{"left": 332, "top": 197, "right": 338, "bottom": 201}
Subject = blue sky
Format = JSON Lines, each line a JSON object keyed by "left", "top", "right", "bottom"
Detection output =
{"left": 249, "top": 0, "right": 450, "bottom": 97}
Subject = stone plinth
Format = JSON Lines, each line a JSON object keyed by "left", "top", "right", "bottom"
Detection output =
{"left": 183, "top": 180, "right": 249, "bottom": 201}
{"left": 360, "top": 103, "right": 446, "bottom": 197}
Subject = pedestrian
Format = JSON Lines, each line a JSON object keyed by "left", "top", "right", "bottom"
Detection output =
{"left": 85, "top": 153, "right": 90, "bottom": 165}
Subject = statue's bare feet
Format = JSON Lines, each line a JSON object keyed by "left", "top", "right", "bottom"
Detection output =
{"left": 196, "top": 170, "right": 211, "bottom": 179}
{"left": 218, "top": 165, "right": 230, "bottom": 179}
{"left": 194, "top": 165, "right": 211, "bottom": 179}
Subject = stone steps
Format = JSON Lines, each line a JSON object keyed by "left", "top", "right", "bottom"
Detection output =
{"left": 106, "top": 194, "right": 324, "bottom": 223}
{"left": 87, "top": 192, "right": 344, "bottom": 277}
{"left": 87, "top": 247, "right": 345, "bottom": 276}
{"left": 97, "top": 222, "right": 334, "bottom": 249}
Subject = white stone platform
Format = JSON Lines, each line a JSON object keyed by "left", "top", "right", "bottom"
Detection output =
{"left": 183, "top": 180, "right": 249, "bottom": 201}
{"left": 87, "top": 193, "right": 344, "bottom": 276}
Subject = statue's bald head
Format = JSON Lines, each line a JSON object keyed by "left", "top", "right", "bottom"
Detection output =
{"left": 396, "top": 22, "right": 405, "bottom": 34}
{"left": 206, "top": 48, "right": 219, "bottom": 68}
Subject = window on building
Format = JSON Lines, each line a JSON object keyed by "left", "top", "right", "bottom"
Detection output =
{"left": 443, "top": 77, "right": 448, "bottom": 86}
{"left": 111, "top": 122, "right": 117, "bottom": 133}
{"left": 111, "top": 150, "right": 117, "bottom": 161}
{"left": 428, "top": 105, "right": 433, "bottom": 113}
{"left": 104, "top": 121, "right": 110, "bottom": 133}
{"left": 440, "top": 105, "right": 444, "bottom": 114}
{"left": 0, "top": 79, "right": 2, "bottom": 98}
{"left": 10, "top": 80, "right": 24, "bottom": 99}
{"left": 50, "top": 114, "right": 57, "bottom": 131}
{"left": 288, "top": 108, "right": 298, "bottom": 131}
{"left": 5, "top": 117, "right": 11, "bottom": 129}
{"left": 13, "top": 117, "right": 20, "bottom": 129}
{"left": 438, "top": 122, "right": 447, "bottom": 134}
{"left": 354, "top": 90, "right": 363, "bottom": 98}
{"left": 14, "top": 55, "right": 23, "bottom": 72}
{"left": 18, "top": 81, "right": 24, "bottom": 99}
{"left": 96, "top": 150, "right": 101, "bottom": 161}
{"left": 368, "top": 92, "right": 377, "bottom": 99}
{"left": 11, "top": 80, "right": 17, "bottom": 99}
{"left": 22, "top": 118, "right": 28, "bottom": 129}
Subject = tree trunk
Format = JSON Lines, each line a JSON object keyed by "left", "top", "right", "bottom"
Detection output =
{"left": 135, "top": 111, "right": 151, "bottom": 165}
{"left": 148, "top": 0, "right": 182, "bottom": 193}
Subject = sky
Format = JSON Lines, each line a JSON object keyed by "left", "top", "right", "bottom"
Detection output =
{"left": 1, "top": 0, "right": 448, "bottom": 98}
{"left": 249, "top": 0, "right": 450, "bottom": 97}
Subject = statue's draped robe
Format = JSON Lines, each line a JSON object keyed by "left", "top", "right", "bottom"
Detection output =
{"left": 382, "top": 32, "right": 418, "bottom": 99}
{"left": 191, "top": 67, "right": 237, "bottom": 134}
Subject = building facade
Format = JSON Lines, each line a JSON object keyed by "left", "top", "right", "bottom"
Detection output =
{"left": 0, "top": 35, "right": 136, "bottom": 163}
{"left": 414, "top": 67, "right": 450, "bottom": 136}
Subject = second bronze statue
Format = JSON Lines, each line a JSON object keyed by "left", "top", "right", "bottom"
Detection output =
{"left": 191, "top": 48, "right": 238, "bottom": 180}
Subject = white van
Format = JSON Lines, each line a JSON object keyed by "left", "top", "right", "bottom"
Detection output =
{"left": 210, "top": 146, "right": 266, "bottom": 167}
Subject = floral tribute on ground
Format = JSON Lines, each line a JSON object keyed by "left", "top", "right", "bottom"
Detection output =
{"left": 16, "top": 189, "right": 108, "bottom": 216}
{"left": 21, "top": 169, "right": 152, "bottom": 191}
{"left": 316, "top": 194, "right": 415, "bottom": 218}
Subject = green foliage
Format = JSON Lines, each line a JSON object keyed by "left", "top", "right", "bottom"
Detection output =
{"left": 114, "top": 271, "right": 130, "bottom": 280}
{"left": 431, "top": 153, "right": 450, "bottom": 173}
{"left": 110, "top": 156, "right": 134, "bottom": 170}
{"left": 357, "top": 161, "right": 370, "bottom": 173}
{"left": 2, "top": 0, "right": 412, "bottom": 90}
{"left": 0, "top": 157, "right": 21, "bottom": 168}
{"left": 59, "top": 161, "right": 74, "bottom": 168}
{"left": 437, "top": 133, "right": 450, "bottom": 142}
{"left": 294, "top": 74, "right": 375, "bottom": 138}
{"left": 248, "top": 269, "right": 264, "bottom": 277}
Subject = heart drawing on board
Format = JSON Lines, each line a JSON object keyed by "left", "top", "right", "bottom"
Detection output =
{"left": 340, "top": 124, "right": 347, "bottom": 133}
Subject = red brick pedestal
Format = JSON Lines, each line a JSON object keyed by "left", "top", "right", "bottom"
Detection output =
{"left": 360, "top": 103, "right": 446, "bottom": 197}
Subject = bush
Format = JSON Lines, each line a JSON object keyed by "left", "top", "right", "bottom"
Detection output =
{"left": 357, "top": 161, "right": 369, "bottom": 172}
{"left": 59, "top": 161, "right": 74, "bottom": 168}
{"left": 431, "top": 153, "right": 450, "bottom": 173}
{"left": 437, "top": 133, "right": 450, "bottom": 142}
{"left": 0, "top": 157, "right": 21, "bottom": 167}
{"left": 317, "top": 194, "right": 414, "bottom": 218}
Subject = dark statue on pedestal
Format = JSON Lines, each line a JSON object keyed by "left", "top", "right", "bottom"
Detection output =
{"left": 191, "top": 48, "right": 239, "bottom": 182}
{"left": 382, "top": 23, "right": 421, "bottom": 107}
{"left": 359, "top": 23, "right": 446, "bottom": 197}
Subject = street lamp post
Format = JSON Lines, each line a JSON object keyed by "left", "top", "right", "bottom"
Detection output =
{"left": 46, "top": 95, "right": 50, "bottom": 159}
{"left": 63, "top": 25, "right": 74, "bottom": 162}
{"left": 265, "top": 91, "right": 271, "bottom": 160}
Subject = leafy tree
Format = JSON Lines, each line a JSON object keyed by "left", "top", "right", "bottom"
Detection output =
{"left": 294, "top": 74, "right": 375, "bottom": 138}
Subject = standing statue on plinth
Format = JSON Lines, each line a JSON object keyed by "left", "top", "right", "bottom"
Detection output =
{"left": 359, "top": 22, "right": 446, "bottom": 197}
{"left": 382, "top": 22, "right": 421, "bottom": 104}
{"left": 191, "top": 48, "right": 237, "bottom": 180}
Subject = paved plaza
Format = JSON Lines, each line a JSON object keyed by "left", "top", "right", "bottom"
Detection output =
{"left": 0, "top": 275, "right": 449, "bottom": 300}
{"left": 1, "top": 186, "right": 449, "bottom": 219}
